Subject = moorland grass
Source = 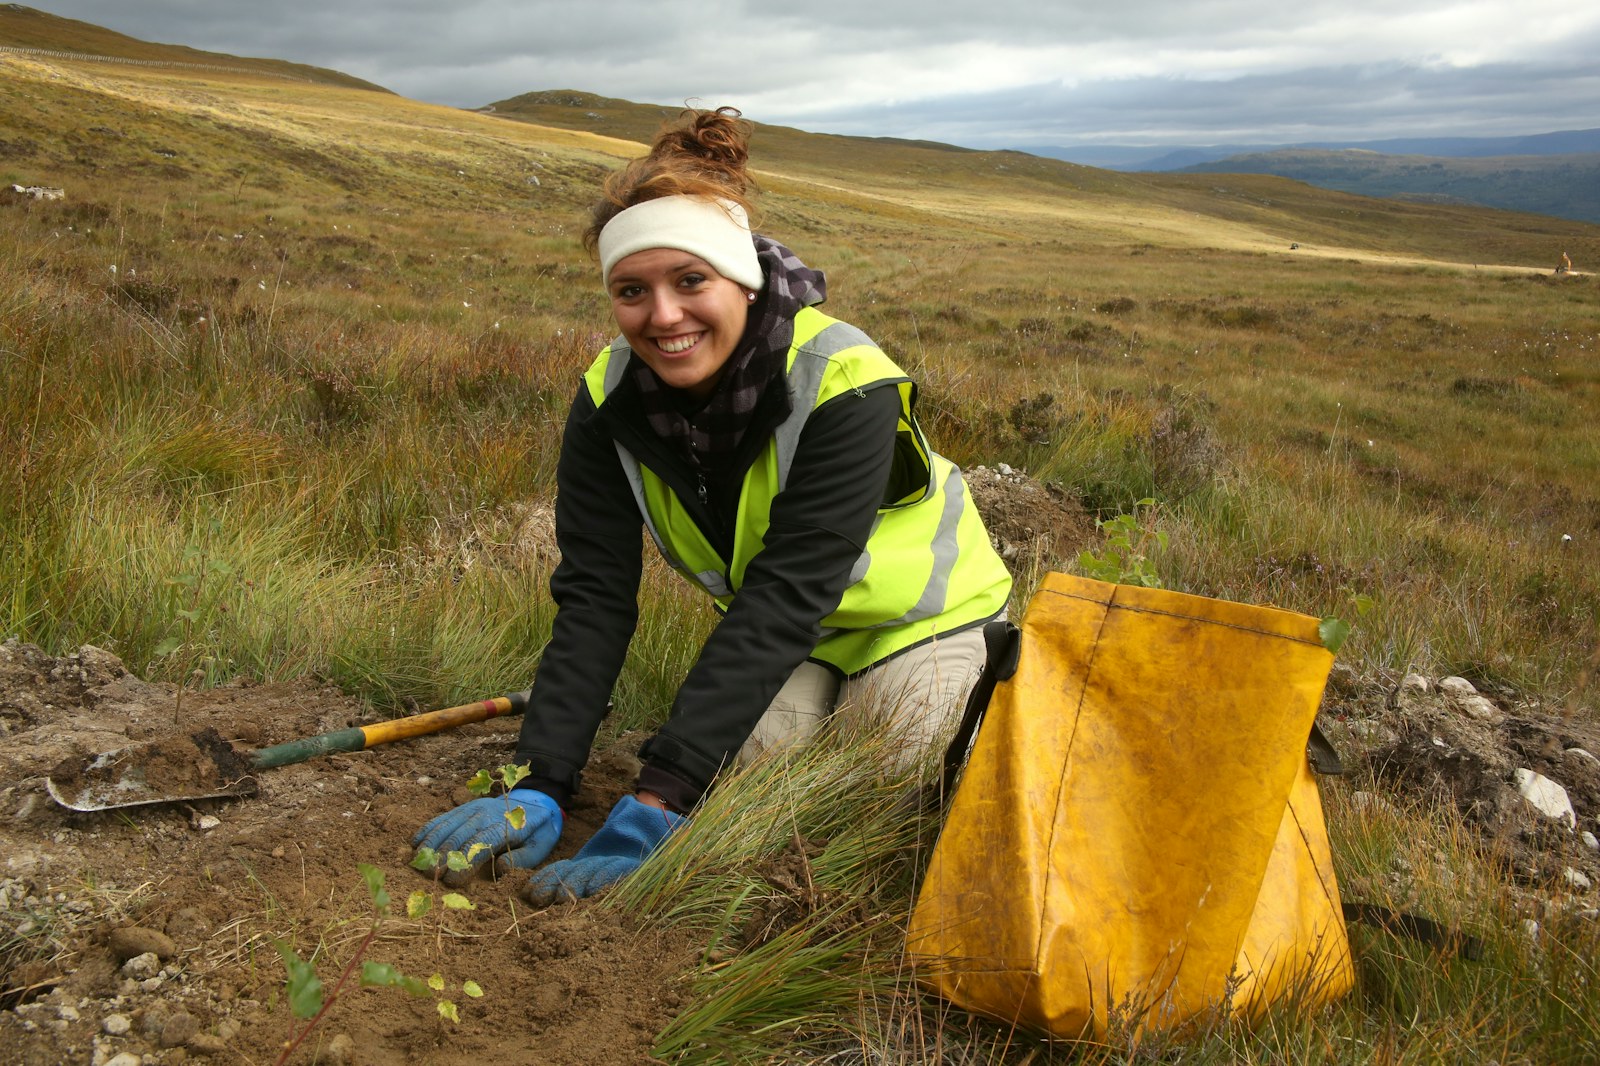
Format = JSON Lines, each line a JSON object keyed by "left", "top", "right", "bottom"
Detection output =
{"left": 3, "top": 49, "right": 1600, "bottom": 1062}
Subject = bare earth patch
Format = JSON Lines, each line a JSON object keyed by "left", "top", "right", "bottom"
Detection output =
{"left": 0, "top": 639, "right": 700, "bottom": 1065}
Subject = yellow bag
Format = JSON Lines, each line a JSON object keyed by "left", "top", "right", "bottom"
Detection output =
{"left": 908, "top": 573, "right": 1353, "bottom": 1038}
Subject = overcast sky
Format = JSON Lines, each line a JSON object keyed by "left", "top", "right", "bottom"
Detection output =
{"left": 27, "top": 1, "right": 1600, "bottom": 149}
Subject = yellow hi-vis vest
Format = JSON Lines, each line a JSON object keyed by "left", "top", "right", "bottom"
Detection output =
{"left": 583, "top": 306, "right": 1012, "bottom": 675}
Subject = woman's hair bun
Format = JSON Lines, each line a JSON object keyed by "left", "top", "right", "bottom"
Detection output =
{"left": 583, "top": 106, "right": 758, "bottom": 252}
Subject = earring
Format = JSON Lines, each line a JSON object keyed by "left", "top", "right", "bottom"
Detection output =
{"left": 746, "top": 291, "right": 757, "bottom": 302}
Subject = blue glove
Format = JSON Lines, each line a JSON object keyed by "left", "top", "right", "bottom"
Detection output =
{"left": 523, "top": 795, "right": 685, "bottom": 905}
{"left": 412, "top": 788, "right": 564, "bottom": 877}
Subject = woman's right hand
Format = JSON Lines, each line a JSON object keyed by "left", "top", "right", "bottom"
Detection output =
{"left": 412, "top": 788, "right": 564, "bottom": 881}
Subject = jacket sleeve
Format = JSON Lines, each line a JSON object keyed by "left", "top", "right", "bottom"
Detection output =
{"left": 637, "top": 384, "right": 901, "bottom": 808}
{"left": 513, "top": 385, "right": 643, "bottom": 805}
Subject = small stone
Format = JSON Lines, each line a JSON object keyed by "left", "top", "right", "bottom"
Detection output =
{"left": 325, "top": 1033, "right": 356, "bottom": 1066}
{"left": 159, "top": 1010, "right": 198, "bottom": 1048}
{"left": 103, "top": 1013, "right": 132, "bottom": 1035}
{"left": 416, "top": 775, "right": 434, "bottom": 786}
{"left": 1438, "top": 675, "right": 1479, "bottom": 700}
{"left": 56, "top": 1004, "right": 80, "bottom": 1022}
{"left": 1514, "top": 768, "right": 1577, "bottom": 829}
{"left": 142, "top": 1002, "right": 171, "bottom": 1036}
{"left": 108, "top": 926, "right": 177, "bottom": 962}
{"left": 216, "top": 1018, "right": 241, "bottom": 1041}
{"left": 1398, "top": 673, "right": 1430, "bottom": 696}
{"left": 1523, "top": 918, "right": 1541, "bottom": 941}
{"left": 103, "top": 1054, "right": 142, "bottom": 1066}
{"left": 1584, "top": 831, "right": 1599, "bottom": 852}
{"left": 187, "top": 1033, "right": 227, "bottom": 1057}
{"left": 1565, "top": 868, "right": 1593, "bottom": 891}
{"left": 141, "top": 976, "right": 165, "bottom": 992}
{"left": 121, "top": 951, "right": 161, "bottom": 979}
{"left": 1458, "top": 695, "right": 1499, "bottom": 721}
{"left": 270, "top": 847, "right": 285, "bottom": 859}
{"left": 191, "top": 814, "right": 221, "bottom": 832}
{"left": 1566, "top": 748, "right": 1600, "bottom": 766}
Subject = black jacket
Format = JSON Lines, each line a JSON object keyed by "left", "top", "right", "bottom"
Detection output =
{"left": 513, "top": 360, "right": 903, "bottom": 812}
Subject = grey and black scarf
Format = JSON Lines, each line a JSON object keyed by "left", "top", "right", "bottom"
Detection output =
{"left": 629, "top": 236, "right": 827, "bottom": 469}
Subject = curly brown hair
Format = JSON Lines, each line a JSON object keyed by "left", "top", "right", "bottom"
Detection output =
{"left": 582, "top": 106, "right": 758, "bottom": 253}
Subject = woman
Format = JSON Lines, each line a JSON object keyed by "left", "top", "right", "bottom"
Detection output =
{"left": 415, "top": 108, "right": 1011, "bottom": 904}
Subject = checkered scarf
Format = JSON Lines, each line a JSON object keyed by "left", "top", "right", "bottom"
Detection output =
{"left": 630, "top": 236, "right": 827, "bottom": 472}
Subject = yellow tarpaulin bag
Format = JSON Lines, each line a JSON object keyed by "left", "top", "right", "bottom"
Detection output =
{"left": 908, "top": 572, "right": 1353, "bottom": 1037}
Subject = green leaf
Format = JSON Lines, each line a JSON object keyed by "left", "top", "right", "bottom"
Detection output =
{"left": 406, "top": 890, "right": 432, "bottom": 920}
{"left": 465, "top": 769, "right": 493, "bottom": 797}
{"left": 153, "top": 636, "right": 184, "bottom": 657}
{"left": 357, "top": 863, "right": 389, "bottom": 911}
{"left": 465, "top": 842, "right": 489, "bottom": 862}
{"left": 174, "top": 608, "right": 199, "bottom": 622}
{"left": 442, "top": 892, "right": 475, "bottom": 910}
{"left": 462, "top": 979, "right": 483, "bottom": 998}
{"left": 428, "top": 973, "right": 445, "bottom": 992}
{"left": 410, "top": 847, "right": 438, "bottom": 871}
{"left": 361, "top": 961, "right": 405, "bottom": 988}
{"left": 1319, "top": 616, "right": 1351, "bottom": 654}
{"left": 363, "top": 961, "right": 430, "bottom": 997}
{"left": 445, "top": 850, "right": 473, "bottom": 873}
{"left": 1351, "top": 593, "right": 1376, "bottom": 617}
{"left": 504, "top": 806, "right": 526, "bottom": 831}
{"left": 499, "top": 763, "right": 531, "bottom": 790}
{"left": 273, "top": 942, "right": 324, "bottom": 1020}
{"left": 437, "top": 999, "right": 460, "bottom": 1024}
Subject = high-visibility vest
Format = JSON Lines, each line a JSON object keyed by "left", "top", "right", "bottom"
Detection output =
{"left": 583, "top": 306, "right": 1011, "bottom": 674}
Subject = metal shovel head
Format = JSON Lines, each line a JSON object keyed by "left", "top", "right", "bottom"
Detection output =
{"left": 46, "top": 727, "right": 260, "bottom": 812}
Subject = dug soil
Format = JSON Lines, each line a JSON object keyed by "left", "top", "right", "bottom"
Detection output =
{"left": 0, "top": 641, "right": 706, "bottom": 1066}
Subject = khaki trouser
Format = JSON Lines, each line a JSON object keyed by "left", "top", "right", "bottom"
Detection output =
{"left": 738, "top": 625, "right": 991, "bottom": 771}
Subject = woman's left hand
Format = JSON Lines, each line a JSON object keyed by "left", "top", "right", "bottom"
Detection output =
{"left": 522, "top": 794, "right": 685, "bottom": 905}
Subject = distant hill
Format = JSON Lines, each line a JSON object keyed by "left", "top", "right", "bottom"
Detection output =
{"left": 1173, "top": 148, "right": 1600, "bottom": 226}
{"left": 483, "top": 89, "right": 1111, "bottom": 203}
{"left": 1024, "top": 129, "right": 1600, "bottom": 171}
{"left": 1019, "top": 130, "right": 1600, "bottom": 225}
{"left": 0, "top": 4, "right": 391, "bottom": 92}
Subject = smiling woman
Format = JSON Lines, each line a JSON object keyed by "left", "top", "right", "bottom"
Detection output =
{"left": 412, "top": 106, "right": 1013, "bottom": 907}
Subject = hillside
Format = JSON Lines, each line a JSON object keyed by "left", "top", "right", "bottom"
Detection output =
{"left": 0, "top": 4, "right": 391, "bottom": 92}
{"left": 1175, "top": 147, "right": 1600, "bottom": 226}
{"left": 486, "top": 91, "right": 1598, "bottom": 271}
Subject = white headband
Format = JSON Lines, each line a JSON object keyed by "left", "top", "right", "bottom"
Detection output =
{"left": 598, "top": 196, "right": 764, "bottom": 291}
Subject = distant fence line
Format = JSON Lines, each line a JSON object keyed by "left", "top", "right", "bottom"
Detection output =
{"left": 0, "top": 44, "right": 313, "bottom": 84}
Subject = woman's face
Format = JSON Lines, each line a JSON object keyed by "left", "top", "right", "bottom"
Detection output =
{"left": 607, "top": 248, "right": 752, "bottom": 399}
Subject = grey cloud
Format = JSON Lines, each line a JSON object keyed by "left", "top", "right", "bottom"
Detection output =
{"left": 798, "top": 59, "right": 1600, "bottom": 147}
{"left": 25, "top": 1, "right": 1600, "bottom": 145}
